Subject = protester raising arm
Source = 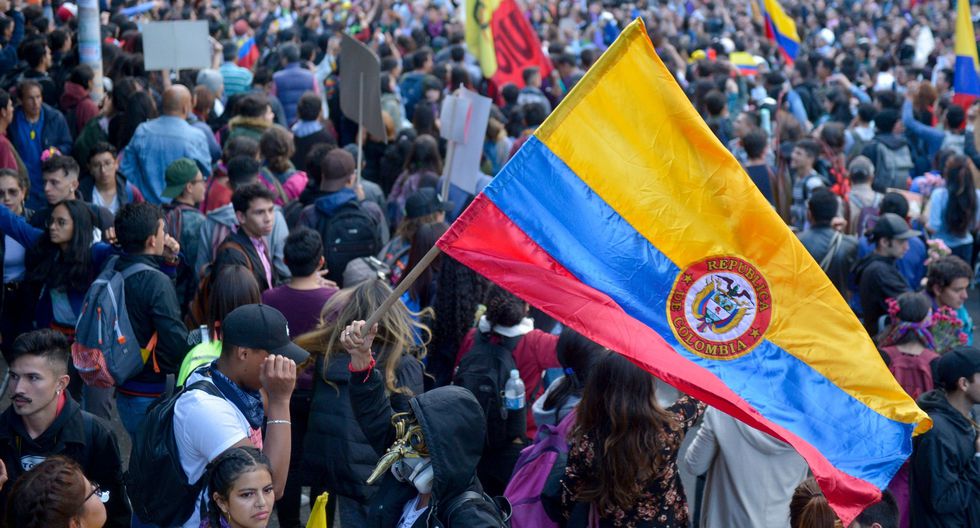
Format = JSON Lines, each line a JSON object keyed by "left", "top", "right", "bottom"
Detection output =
{"left": 0, "top": 193, "right": 42, "bottom": 248}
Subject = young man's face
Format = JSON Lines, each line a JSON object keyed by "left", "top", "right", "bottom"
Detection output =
{"left": 8, "top": 354, "right": 68, "bottom": 418}
{"left": 20, "top": 86, "right": 43, "bottom": 119}
{"left": 43, "top": 168, "right": 78, "bottom": 204}
{"left": 237, "top": 197, "right": 275, "bottom": 238}
{"left": 790, "top": 147, "right": 814, "bottom": 171}
{"left": 934, "top": 277, "right": 970, "bottom": 311}
{"left": 88, "top": 152, "right": 118, "bottom": 186}
{"left": 187, "top": 171, "right": 207, "bottom": 205}
{"left": 880, "top": 237, "right": 910, "bottom": 259}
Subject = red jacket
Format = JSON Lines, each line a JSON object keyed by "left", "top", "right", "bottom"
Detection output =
{"left": 456, "top": 328, "right": 560, "bottom": 438}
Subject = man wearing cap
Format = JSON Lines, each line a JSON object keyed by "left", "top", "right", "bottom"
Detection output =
{"left": 174, "top": 304, "right": 304, "bottom": 528}
{"left": 853, "top": 212, "right": 917, "bottom": 335}
{"left": 298, "top": 147, "right": 387, "bottom": 286}
{"left": 378, "top": 187, "right": 451, "bottom": 285}
{"left": 845, "top": 155, "right": 882, "bottom": 236}
{"left": 161, "top": 158, "right": 206, "bottom": 315}
{"left": 910, "top": 346, "right": 980, "bottom": 527}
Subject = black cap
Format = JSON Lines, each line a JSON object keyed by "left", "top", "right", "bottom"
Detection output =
{"left": 872, "top": 212, "right": 921, "bottom": 241}
{"left": 937, "top": 346, "right": 980, "bottom": 387}
{"left": 222, "top": 304, "right": 309, "bottom": 363}
{"left": 405, "top": 188, "right": 453, "bottom": 219}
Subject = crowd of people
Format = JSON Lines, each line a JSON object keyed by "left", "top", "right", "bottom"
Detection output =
{"left": 0, "top": 0, "right": 977, "bottom": 526}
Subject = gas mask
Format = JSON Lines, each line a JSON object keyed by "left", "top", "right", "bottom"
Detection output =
{"left": 367, "top": 412, "right": 435, "bottom": 494}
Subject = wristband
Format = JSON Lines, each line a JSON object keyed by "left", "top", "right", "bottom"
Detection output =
{"left": 348, "top": 357, "right": 376, "bottom": 383}
{"left": 267, "top": 420, "right": 291, "bottom": 426}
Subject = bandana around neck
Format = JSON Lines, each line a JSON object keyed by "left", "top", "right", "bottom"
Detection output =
{"left": 209, "top": 362, "right": 264, "bottom": 429}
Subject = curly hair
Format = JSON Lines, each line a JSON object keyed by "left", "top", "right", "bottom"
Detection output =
{"left": 926, "top": 255, "right": 972, "bottom": 293}
{"left": 5, "top": 456, "right": 88, "bottom": 528}
{"left": 484, "top": 284, "right": 526, "bottom": 328}
{"left": 429, "top": 256, "right": 490, "bottom": 383}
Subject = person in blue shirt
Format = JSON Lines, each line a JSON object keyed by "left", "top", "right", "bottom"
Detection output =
{"left": 120, "top": 85, "right": 212, "bottom": 204}
{"left": 8, "top": 80, "right": 73, "bottom": 209}
{"left": 926, "top": 155, "right": 980, "bottom": 265}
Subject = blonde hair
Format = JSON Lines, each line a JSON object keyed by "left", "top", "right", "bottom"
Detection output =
{"left": 294, "top": 279, "right": 430, "bottom": 395}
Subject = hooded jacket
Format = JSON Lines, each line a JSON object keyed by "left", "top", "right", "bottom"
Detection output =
{"left": 59, "top": 82, "right": 99, "bottom": 136}
{"left": 0, "top": 395, "right": 130, "bottom": 527}
{"left": 303, "top": 353, "right": 423, "bottom": 503}
{"left": 225, "top": 115, "right": 273, "bottom": 144}
{"left": 195, "top": 203, "right": 289, "bottom": 280}
{"left": 682, "top": 407, "right": 808, "bottom": 528}
{"left": 78, "top": 173, "right": 143, "bottom": 212}
{"left": 910, "top": 389, "right": 980, "bottom": 528}
{"left": 351, "top": 369, "right": 507, "bottom": 528}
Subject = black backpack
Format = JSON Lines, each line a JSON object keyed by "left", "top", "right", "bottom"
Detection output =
{"left": 316, "top": 200, "right": 381, "bottom": 286}
{"left": 453, "top": 332, "right": 525, "bottom": 451}
{"left": 126, "top": 380, "right": 222, "bottom": 526}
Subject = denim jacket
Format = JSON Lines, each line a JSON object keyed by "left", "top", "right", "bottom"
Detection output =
{"left": 120, "top": 116, "right": 212, "bottom": 204}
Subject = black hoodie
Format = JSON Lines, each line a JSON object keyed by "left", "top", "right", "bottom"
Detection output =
{"left": 351, "top": 369, "right": 506, "bottom": 528}
{"left": 910, "top": 389, "right": 980, "bottom": 527}
{"left": 852, "top": 253, "right": 908, "bottom": 335}
{"left": 0, "top": 395, "right": 130, "bottom": 527}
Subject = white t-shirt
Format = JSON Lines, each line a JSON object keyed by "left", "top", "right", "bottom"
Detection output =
{"left": 396, "top": 495, "right": 428, "bottom": 528}
{"left": 174, "top": 372, "right": 262, "bottom": 528}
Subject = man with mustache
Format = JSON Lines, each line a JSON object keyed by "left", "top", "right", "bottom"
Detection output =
{"left": 0, "top": 329, "right": 130, "bottom": 527}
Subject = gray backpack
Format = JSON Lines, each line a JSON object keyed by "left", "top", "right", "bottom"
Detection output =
{"left": 873, "top": 142, "right": 914, "bottom": 191}
{"left": 71, "top": 256, "right": 160, "bottom": 388}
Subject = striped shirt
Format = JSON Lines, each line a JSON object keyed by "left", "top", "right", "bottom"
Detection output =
{"left": 220, "top": 62, "right": 254, "bottom": 96}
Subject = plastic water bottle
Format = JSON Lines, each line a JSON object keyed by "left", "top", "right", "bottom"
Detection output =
{"left": 504, "top": 369, "right": 525, "bottom": 411}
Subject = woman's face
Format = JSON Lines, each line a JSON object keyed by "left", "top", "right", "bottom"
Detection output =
{"left": 0, "top": 175, "right": 25, "bottom": 214}
{"left": 74, "top": 478, "right": 108, "bottom": 528}
{"left": 48, "top": 204, "right": 74, "bottom": 247}
{"left": 215, "top": 469, "right": 274, "bottom": 528}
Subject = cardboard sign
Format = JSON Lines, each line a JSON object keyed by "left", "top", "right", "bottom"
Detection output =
{"left": 440, "top": 94, "right": 473, "bottom": 144}
{"left": 142, "top": 21, "right": 211, "bottom": 71}
{"left": 443, "top": 88, "right": 492, "bottom": 195}
{"left": 339, "top": 33, "right": 386, "bottom": 141}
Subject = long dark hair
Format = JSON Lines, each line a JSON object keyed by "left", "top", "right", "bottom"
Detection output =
{"left": 403, "top": 134, "right": 442, "bottom": 174}
{"left": 401, "top": 222, "right": 448, "bottom": 306}
{"left": 5, "top": 456, "right": 88, "bottom": 528}
{"left": 206, "top": 447, "right": 272, "bottom": 528}
{"left": 542, "top": 328, "right": 607, "bottom": 417}
{"left": 118, "top": 90, "right": 158, "bottom": 151}
{"left": 571, "top": 353, "right": 680, "bottom": 513}
{"left": 942, "top": 155, "right": 977, "bottom": 237}
{"left": 208, "top": 265, "right": 261, "bottom": 339}
{"left": 27, "top": 200, "right": 95, "bottom": 293}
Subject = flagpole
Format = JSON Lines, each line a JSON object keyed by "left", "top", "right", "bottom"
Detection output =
{"left": 361, "top": 245, "right": 443, "bottom": 333}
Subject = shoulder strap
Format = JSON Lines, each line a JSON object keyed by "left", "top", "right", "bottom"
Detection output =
{"left": 119, "top": 262, "right": 160, "bottom": 280}
{"left": 217, "top": 240, "right": 254, "bottom": 272}
{"left": 819, "top": 231, "right": 844, "bottom": 271}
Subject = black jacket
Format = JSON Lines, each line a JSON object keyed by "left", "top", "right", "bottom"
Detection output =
{"left": 350, "top": 368, "right": 505, "bottom": 528}
{"left": 117, "top": 253, "right": 189, "bottom": 394}
{"left": 910, "top": 389, "right": 980, "bottom": 527}
{"left": 303, "top": 353, "right": 423, "bottom": 503}
{"left": 0, "top": 395, "right": 130, "bottom": 527}
{"left": 214, "top": 229, "right": 278, "bottom": 291}
{"left": 853, "top": 254, "right": 909, "bottom": 336}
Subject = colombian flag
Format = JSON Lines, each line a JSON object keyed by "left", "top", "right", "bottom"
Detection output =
{"left": 729, "top": 51, "right": 759, "bottom": 76}
{"left": 954, "top": 0, "right": 980, "bottom": 108}
{"left": 761, "top": 0, "right": 800, "bottom": 64}
{"left": 466, "top": 0, "right": 552, "bottom": 88}
{"left": 236, "top": 36, "right": 259, "bottom": 70}
{"left": 438, "top": 20, "right": 929, "bottom": 525}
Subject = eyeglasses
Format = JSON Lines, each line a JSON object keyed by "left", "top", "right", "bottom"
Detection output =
{"left": 89, "top": 161, "right": 114, "bottom": 171}
{"left": 86, "top": 482, "right": 110, "bottom": 504}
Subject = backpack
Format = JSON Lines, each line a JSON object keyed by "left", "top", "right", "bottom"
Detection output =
{"left": 848, "top": 192, "right": 882, "bottom": 237}
{"left": 873, "top": 141, "right": 914, "bottom": 192}
{"left": 186, "top": 240, "right": 253, "bottom": 328}
{"left": 453, "top": 332, "right": 526, "bottom": 451}
{"left": 127, "top": 380, "right": 222, "bottom": 526}
{"left": 504, "top": 411, "right": 576, "bottom": 528}
{"left": 438, "top": 490, "right": 512, "bottom": 528}
{"left": 315, "top": 201, "right": 381, "bottom": 286}
{"left": 71, "top": 256, "right": 162, "bottom": 388}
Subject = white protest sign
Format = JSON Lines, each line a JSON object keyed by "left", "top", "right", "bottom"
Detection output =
{"left": 440, "top": 95, "right": 472, "bottom": 144}
{"left": 142, "top": 21, "right": 211, "bottom": 71}
{"left": 443, "top": 88, "right": 492, "bottom": 195}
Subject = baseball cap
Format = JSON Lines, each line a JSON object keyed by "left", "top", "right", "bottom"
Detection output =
{"left": 936, "top": 346, "right": 980, "bottom": 387}
{"left": 871, "top": 212, "right": 920, "bottom": 241}
{"left": 162, "top": 158, "right": 200, "bottom": 199}
{"left": 222, "top": 305, "right": 309, "bottom": 363}
{"left": 848, "top": 155, "right": 875, "bottom": 179}
{"left": 405, "top": 188, "right": 453, "bottom": 219}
